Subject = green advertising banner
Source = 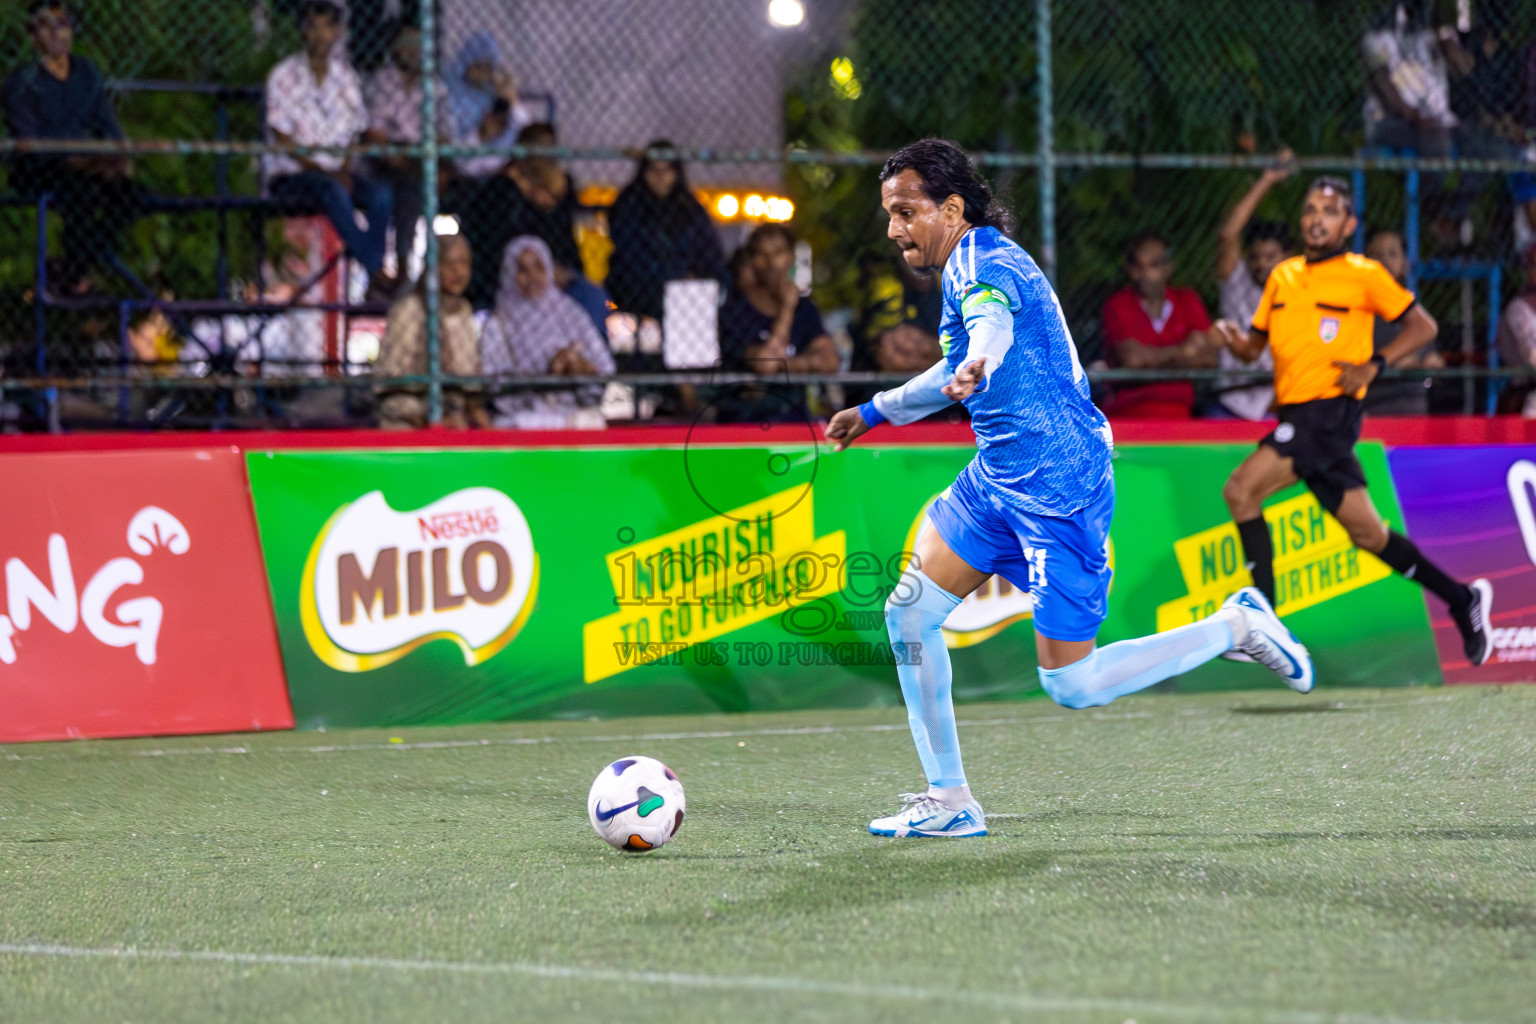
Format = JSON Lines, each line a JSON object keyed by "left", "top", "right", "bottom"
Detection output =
{"left": 245, "top": 441, "right": 1439, "bottom": 729}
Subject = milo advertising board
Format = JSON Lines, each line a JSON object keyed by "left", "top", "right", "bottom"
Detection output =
{"left": 246, "top": 441, "right": 1439, "bottom": 729}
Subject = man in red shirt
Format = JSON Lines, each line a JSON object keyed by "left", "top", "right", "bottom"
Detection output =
{"left": 1100, "top": 232, "right": 1219, "bottom": 417}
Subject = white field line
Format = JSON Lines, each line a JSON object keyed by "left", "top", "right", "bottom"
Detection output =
{"left": 0, "top": 942, "right": 1478, "bottom": 1024}
{"left": 0, "top": 718, "right": 1042, "bottom": 761}
{"left": 0, "top": 694, "right": 1460, "bottom": 763}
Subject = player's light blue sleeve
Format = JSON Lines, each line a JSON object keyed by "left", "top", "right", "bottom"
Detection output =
{"left": 959, "top": 286, "right": 1015, "bottom": 392}
{"left": 870, "top": 359, "right": 953, "bottom": 426}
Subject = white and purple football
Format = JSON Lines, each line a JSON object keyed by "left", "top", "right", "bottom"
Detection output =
{"left": 586, "top": 755, "right": 686, "bottom": 852}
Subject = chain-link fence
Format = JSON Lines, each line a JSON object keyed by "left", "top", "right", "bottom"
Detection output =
{"left": 1, "top": 0, "right": 1533, "bottom": 431}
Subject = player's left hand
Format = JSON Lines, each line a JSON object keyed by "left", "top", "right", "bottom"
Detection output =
{"left": 1332, "top": 359, "right": 1380, "bottom": 394}
{"left": 942, "top": 359, "right": 986, "bottom": 401}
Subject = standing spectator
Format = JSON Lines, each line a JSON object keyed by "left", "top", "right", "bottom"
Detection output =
{"left": 1100, "top": 232, "right": 1217, "bottom": 418}
{"left": 1497, "top": 244, "right": 1536, "bottom": 416}
{"left": 1363, "top": 2, "right": 1490, "bottom": 232}
{"left": 606, "top": 141, "right": 728, "bottom": 322}
{"left": 364, "top": 22, "right": 450, "bottom": 288}
{"left": 3, "top": 0, "right": 140, "bottom": 295}
{"left": 480, "top": 236, "right": 614, "bottom": 429}
{"left": 1445, "top": 10, "right": 1536, "bottom": 246}
{"left": 375, "top": 233, "right": 486, "bottom": 430}
{"left": 264, "top": 0, "right": 395, "bottom": 297}
{"left": 1364, "top": 227, "right": 1443, "bottom": 415}
{"left": 1210, "top": 150, "right": 1295, "bottom": 420}
{"left": 445, "top": 31, "right": 522, "bottom": 180}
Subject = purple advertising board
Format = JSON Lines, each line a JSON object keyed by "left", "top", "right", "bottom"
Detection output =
{"left": 1389, "top": 445, "right": 1536, "bottom": 683}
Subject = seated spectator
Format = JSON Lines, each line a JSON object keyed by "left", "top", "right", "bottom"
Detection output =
{"left": 512, "top": 122, "right": 611, "bottom": 334}
{"left": 606, "top": 141, "right": 728, "bottom": 323}
{"left": 1364, "top": 227, "right": 1443, "bottom": 415}
{"left": 364, "top": 22, "right": 451, "bottom": 289}
{"left": 720, "top": 224, "right": 838, "bottom": 376}
{"left": 1497, "top": 244, "right": 1536, "bottom": 416}
{"left": 1101, "top": 232, "right": 1217, "bottom": 418}
{"left": 376, "top": 233, "right": 487, "bottom": 430}
{"left": 712, "top": 225, "right": 838, "bottom": 424}
{"left": 264, "top": 0, "right": 395, "bottom": 298}
{"left": 1210, "top": 150, "right": 1294, "bottom": 420}
{"left": 480, "top": 236, "right": 614, "bottom": 429}
{"left": 445, "top": 31, "right": 522, "bottom": 180}
{"left": 3, "top": 0, "right": 141, "bottom": 295}
{"left": 459, "top": 130, "right": 609, "bottom": 332}
{"left": 460, "top": 151, "right": 570, "bottom": 305}
{"left": 846, "top": 254, "right": 943, "bottom": 404}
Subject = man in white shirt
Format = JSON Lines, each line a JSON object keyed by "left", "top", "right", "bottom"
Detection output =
{"left": 1362, "top": 2, "right": 1489, "bottom": 225}
{"left": 265, "top": 0, "right": 393, "bottom": 292}
{"left": 1209, "top": 149, "right": 1293, "bottom": 420}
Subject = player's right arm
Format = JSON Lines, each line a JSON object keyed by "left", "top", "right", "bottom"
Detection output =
{"left": 826, "top": 358, "right": 953, "bottom": 451}
{"left": 1216, "top": 148, "right": 1293, "bottom": 280}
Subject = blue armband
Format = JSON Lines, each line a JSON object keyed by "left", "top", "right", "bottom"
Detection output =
{"left": 858, "top": 400, "right": 886, "bottom": 427}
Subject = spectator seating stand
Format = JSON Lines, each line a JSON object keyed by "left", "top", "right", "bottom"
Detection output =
{"left": 1352, "top": 145, "right": 1503, "bottom": 414}
{"left": 2, "top": 79, "right": 388, "bottom": 428}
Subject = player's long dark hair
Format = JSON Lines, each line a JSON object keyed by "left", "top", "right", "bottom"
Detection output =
{"left": 880, "top": 138, "right": 1013, "bottom": 235}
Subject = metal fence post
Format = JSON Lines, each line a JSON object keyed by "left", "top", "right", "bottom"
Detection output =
{"left": 1036, "top": 0, "right": 1055, "bottom": 284}
{"left": 421, "top": 0, "right": 443, "bottom": 424}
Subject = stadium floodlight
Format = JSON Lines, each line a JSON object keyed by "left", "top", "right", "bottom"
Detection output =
{"left": 767, "top": 0, "right": 804, "bottom": 28}
{"left": 716, "top": 194, "right": 740, "bottom": 218}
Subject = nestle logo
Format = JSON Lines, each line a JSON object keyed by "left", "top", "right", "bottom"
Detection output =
{"left": 418, "top": 508, "right": 500, "bottom": 542}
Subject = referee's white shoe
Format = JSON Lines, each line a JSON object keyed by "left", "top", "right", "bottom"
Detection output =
{"left": 1223, "top": 587, "right": 1315, "bottom": 694}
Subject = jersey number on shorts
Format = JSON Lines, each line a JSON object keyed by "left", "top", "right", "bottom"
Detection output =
{"left": 1024, "top": 546, "right": 1048, "bottom": 593}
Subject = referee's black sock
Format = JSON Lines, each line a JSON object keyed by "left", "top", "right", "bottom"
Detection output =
{"left": 1236, "top": 517, "right": 1275, "bottom": 605}
{"left": 1375, "top": 531, "right": 1472, "bottom": 611}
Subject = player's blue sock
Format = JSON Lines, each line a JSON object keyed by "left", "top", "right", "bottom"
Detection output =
{"left": 885, "top": 567, "right": 965, "bottom": 787}
{"left": 1037, "top": 611, "right": 1239, "bottom": 710}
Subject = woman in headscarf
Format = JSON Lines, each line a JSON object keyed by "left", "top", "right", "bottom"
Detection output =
{"left": 606, "top": 140, "right": 728, "bottom": 322}
{"left": 481, "top": 236, "right": 615, "bottom": 428}
{"left": 376, "top": 234, "right": 487, "bottom": 428}
{"left": 446, "top": 31, "right": 522, "bottom": 178}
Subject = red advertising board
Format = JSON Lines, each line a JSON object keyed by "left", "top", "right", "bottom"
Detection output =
{"left": 0, "top": 448, "right": 293, "bottom": 742}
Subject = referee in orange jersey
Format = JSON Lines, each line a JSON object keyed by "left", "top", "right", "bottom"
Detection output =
{"left": 1213, "top": 176, "right": 1492, "bottom": 668}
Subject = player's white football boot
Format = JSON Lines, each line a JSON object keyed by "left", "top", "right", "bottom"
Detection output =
{"left": 1222, "top": 586, "right": 1315, "bottom": 694}
{"left": 868, "top": 792, "right": 987, "bottom": 838}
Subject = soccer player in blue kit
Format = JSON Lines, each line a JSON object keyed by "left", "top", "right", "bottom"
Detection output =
{"left": 825, "top": 139, "right": 1312, "bottom": 839}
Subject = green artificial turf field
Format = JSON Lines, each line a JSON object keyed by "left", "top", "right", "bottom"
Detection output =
{"left": 2, "top": 686, "right": 1534, "bottom": 1024}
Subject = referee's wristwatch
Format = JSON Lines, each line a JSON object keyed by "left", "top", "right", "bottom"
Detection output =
{"left": 1368, "top": 353, "right": 1387, "bottom": 374}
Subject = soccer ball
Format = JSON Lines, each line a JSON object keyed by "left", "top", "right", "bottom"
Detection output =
{"left": 587, "top": 755, "right": 686, "bottom": 853}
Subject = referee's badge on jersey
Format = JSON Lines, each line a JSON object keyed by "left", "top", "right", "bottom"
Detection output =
{"left": 1319, "top": 317, "right": 1341, "bottom": 342}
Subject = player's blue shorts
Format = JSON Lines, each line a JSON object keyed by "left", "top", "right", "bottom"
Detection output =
{"left": 925, "top": 461, "right": 1113, "bottom": 642}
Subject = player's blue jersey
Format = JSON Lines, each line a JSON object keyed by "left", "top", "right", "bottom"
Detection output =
{"left": 938, "top": 226, "right": 1113, "bottom": 516}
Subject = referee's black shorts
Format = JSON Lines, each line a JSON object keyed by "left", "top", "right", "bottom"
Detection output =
{"left": 1259, "top": 396, "right": 1366, "bottom": 513}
